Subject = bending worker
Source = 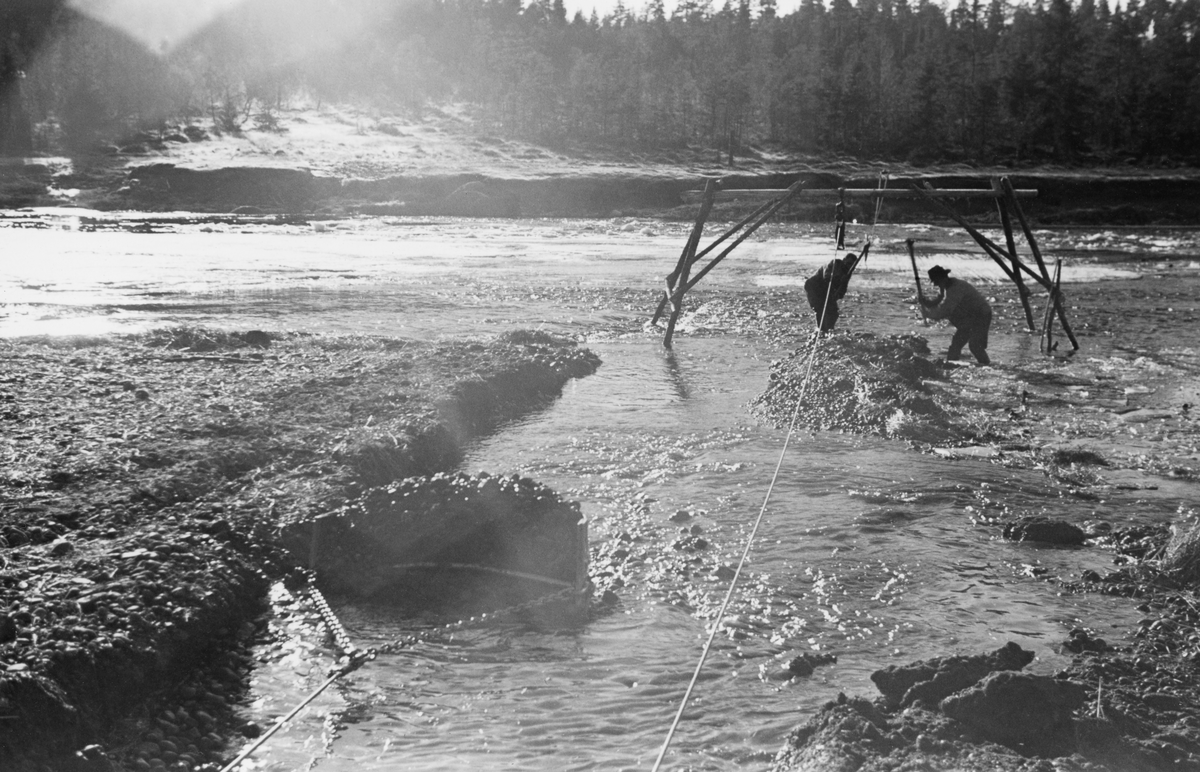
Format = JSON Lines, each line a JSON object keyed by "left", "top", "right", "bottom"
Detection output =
{"left": 920, "top": 265, "right": 992, "bottom": 365}
{"left": 805, "top": 252, "right": 857, "bottom": 332}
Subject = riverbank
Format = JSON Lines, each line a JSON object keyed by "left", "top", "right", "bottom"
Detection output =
{"left": 0, "top": 327, "right": 599, "bottom": 771}
{"left": 4, "top": 106, "right": 1200, "bottom": 223}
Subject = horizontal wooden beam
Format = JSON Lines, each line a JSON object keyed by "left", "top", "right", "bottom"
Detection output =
{"left": 680, "top": 188, "right": 1038, "bottom": 203}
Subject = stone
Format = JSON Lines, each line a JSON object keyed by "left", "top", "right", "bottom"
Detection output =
{"left": 49, "top": 539, "right": 74, "bottom": 557}
{"left": 0, "top": 615, "right": 16, "bottom": 644}
{"left": 871, "top": 641, "right": 1035, "bottom": 708}
{"left": 1002, "top": 516, "right": 1086, "bottom": 546}
{"left": 940, "top": 671, "right": 1087, "bottom": 754}
{"left": 787, "top": 652, "right": 837, "bottom": 678}
{"left": 1062, "top": 627, "right": 1109, "bottom": 654}
{"left": 241, "top": 330, "right": 271, "bottom": 348}
{"left": 1142, "top": 692, "right": 1184, "bottom": 712}
{"left": 787, "top": 657, "right": 814, "bottom": 677}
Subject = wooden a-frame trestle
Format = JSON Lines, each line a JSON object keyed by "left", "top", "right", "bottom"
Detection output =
{"left": 656, "top": 175, "right": 1078, "bottom": 355}
{"left": 652, "top": 177, "right": 805, "bottom": 347}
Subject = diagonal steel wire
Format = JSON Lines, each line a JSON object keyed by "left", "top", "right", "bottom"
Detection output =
{"left": 650, "top": 286, "right": 835, "bottom": 771}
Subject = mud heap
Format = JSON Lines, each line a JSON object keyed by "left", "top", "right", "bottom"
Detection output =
{"left": 752, "top": 332, "right": 970, "bottom": 444}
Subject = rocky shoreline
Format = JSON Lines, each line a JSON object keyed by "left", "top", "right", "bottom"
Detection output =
{"left": 0, "top": 327, "right": 599, "bottom": 771}
{"left": 757, "top": 331, "right": 1200, "bottom": 771}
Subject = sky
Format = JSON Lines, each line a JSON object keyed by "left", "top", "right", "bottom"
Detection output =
{"left": 68, "top": 0, "right": 246, "bottom": 51}
{"left": 70, "top": 0, "right": 809, "bottom": 54}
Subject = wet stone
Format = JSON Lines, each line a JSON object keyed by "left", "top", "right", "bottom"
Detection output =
{"left": 787, "top": 652, "right": 838, "bottom": 678}
{"left": 940, "top": 671, "right": 1087, "bottom": 755}
{"left": 871, "top": 641, "right": 1035, "bottom": 708}
{"left": 1002, "top": 516, "right": 1086, "bottom": 546}
{"left": 1143, "top": 692, "right": 1184, "bottom": 712}
{"left": 1063, "top": 627, "right": 1110, "bottom": 654}
{"left": 0, "top": 615, "right": 16, "bottom": 644}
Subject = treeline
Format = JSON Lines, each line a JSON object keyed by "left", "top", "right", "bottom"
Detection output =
{"left": 1, "top": 0, "right": 1198, "bottom": 164}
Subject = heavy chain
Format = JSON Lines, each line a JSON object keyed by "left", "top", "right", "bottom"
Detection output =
{"left": 308, "top": 584, "right": 376, "bottom": 675}
{"left": 308, "top": 585, "right": 358, "bottom": 657}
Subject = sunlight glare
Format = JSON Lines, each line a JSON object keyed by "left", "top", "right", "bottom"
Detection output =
{"left": 67, "top": 0, "right": 246, "bottom": 53}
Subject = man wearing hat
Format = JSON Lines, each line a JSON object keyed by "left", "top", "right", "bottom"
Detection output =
{"left": 920, "top": 265, "right": 992, "bottom": 365}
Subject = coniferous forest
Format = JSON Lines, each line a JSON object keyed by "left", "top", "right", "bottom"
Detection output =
{"left": 1, "top": 0, "right": 1198, "bottom": 165}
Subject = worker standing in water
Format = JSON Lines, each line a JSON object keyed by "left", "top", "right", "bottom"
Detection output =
{"left": 804, "top": 251, "right": 857, "bottom": 333}
{"left": 920, "top": 265, "right": 992, "bottom": 365}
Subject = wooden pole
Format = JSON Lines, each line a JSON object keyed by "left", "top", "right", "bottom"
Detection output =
{"left": 1041, "top": 259, "right": 1061, "bottom": 354}
{"left": 652, "top": 206, "right": 708, "bottom": 326}
{"left": 653, "top": 178, "right": 724, "bottom": 325}
{"left": 1000, "top": 177, "right": 1079, "bottom": 351}
{"left": 664, "top": 180, "right": 717, "bottom": 348}
{"left": 906, "top": 238, "right": 929, "bottom": 326}
{"left": 681, "top": 188, "right": 1039, "bottom": 203}
{"left": 999, "top": 177, "right": 1052, "bottom": 283}
{"left": 992, "top": 178, "right": 1036, "bottom": 331}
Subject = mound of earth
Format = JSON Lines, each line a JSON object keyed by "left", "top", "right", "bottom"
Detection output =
{"left": 751, "top": 332, "right": 969, "bottom": 443}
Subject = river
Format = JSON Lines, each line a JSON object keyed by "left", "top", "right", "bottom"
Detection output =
{"left": 3, "top": 212, "right": 1199, "bottom": 770}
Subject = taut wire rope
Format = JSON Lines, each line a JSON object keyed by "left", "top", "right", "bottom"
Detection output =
{"left": 651, "top": 173, "right": 895, "bottom": 767}
{"left": 649, "top": 246, "right": 842, "bottom": 772}
{"left": 218, "top": 650, "right": 369, "bottom": 772}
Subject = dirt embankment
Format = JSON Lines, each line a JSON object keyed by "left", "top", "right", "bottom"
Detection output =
{"left": 65, "top": 165, "right": 1200, "bottom": 224}
{"left": 4, "top": 110, "right": 1200, "bottom": 223}
{"left": 0, "top": 327, "right": 599, "bottom": 771}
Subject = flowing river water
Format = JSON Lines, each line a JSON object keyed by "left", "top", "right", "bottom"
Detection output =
{"left": 4, "top": 213, "right": 1200, "bottom": 770}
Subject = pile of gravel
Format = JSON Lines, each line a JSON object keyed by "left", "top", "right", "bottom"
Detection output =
{"left": 751, "top": 332, "right": 965, "bottom": 443}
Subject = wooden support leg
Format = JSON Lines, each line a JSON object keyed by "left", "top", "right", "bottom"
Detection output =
{"left": 1000, "top": 178, "right": 1052, "bottom": 280}
{"left": 652, "top": 177, "right": 758, "bottom": 325}
{"left": 992, "top": 178, "right": 1036, "bottom": 331}
{"left": 1041, "top": 260, "right": 1060, "bottom": 354}
{"left": 652, "top": 227, "right": 699, "bottom": 326}
{"left": 664, "top": 180, "right": 718, "bottom": 348}
{"left": 1000, "top": 177, "right": 1079, "bottom": 351}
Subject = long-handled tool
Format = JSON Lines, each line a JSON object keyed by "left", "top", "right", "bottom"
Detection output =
{"left": 906, "top": 238, "right": 928, "bottom": 325}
